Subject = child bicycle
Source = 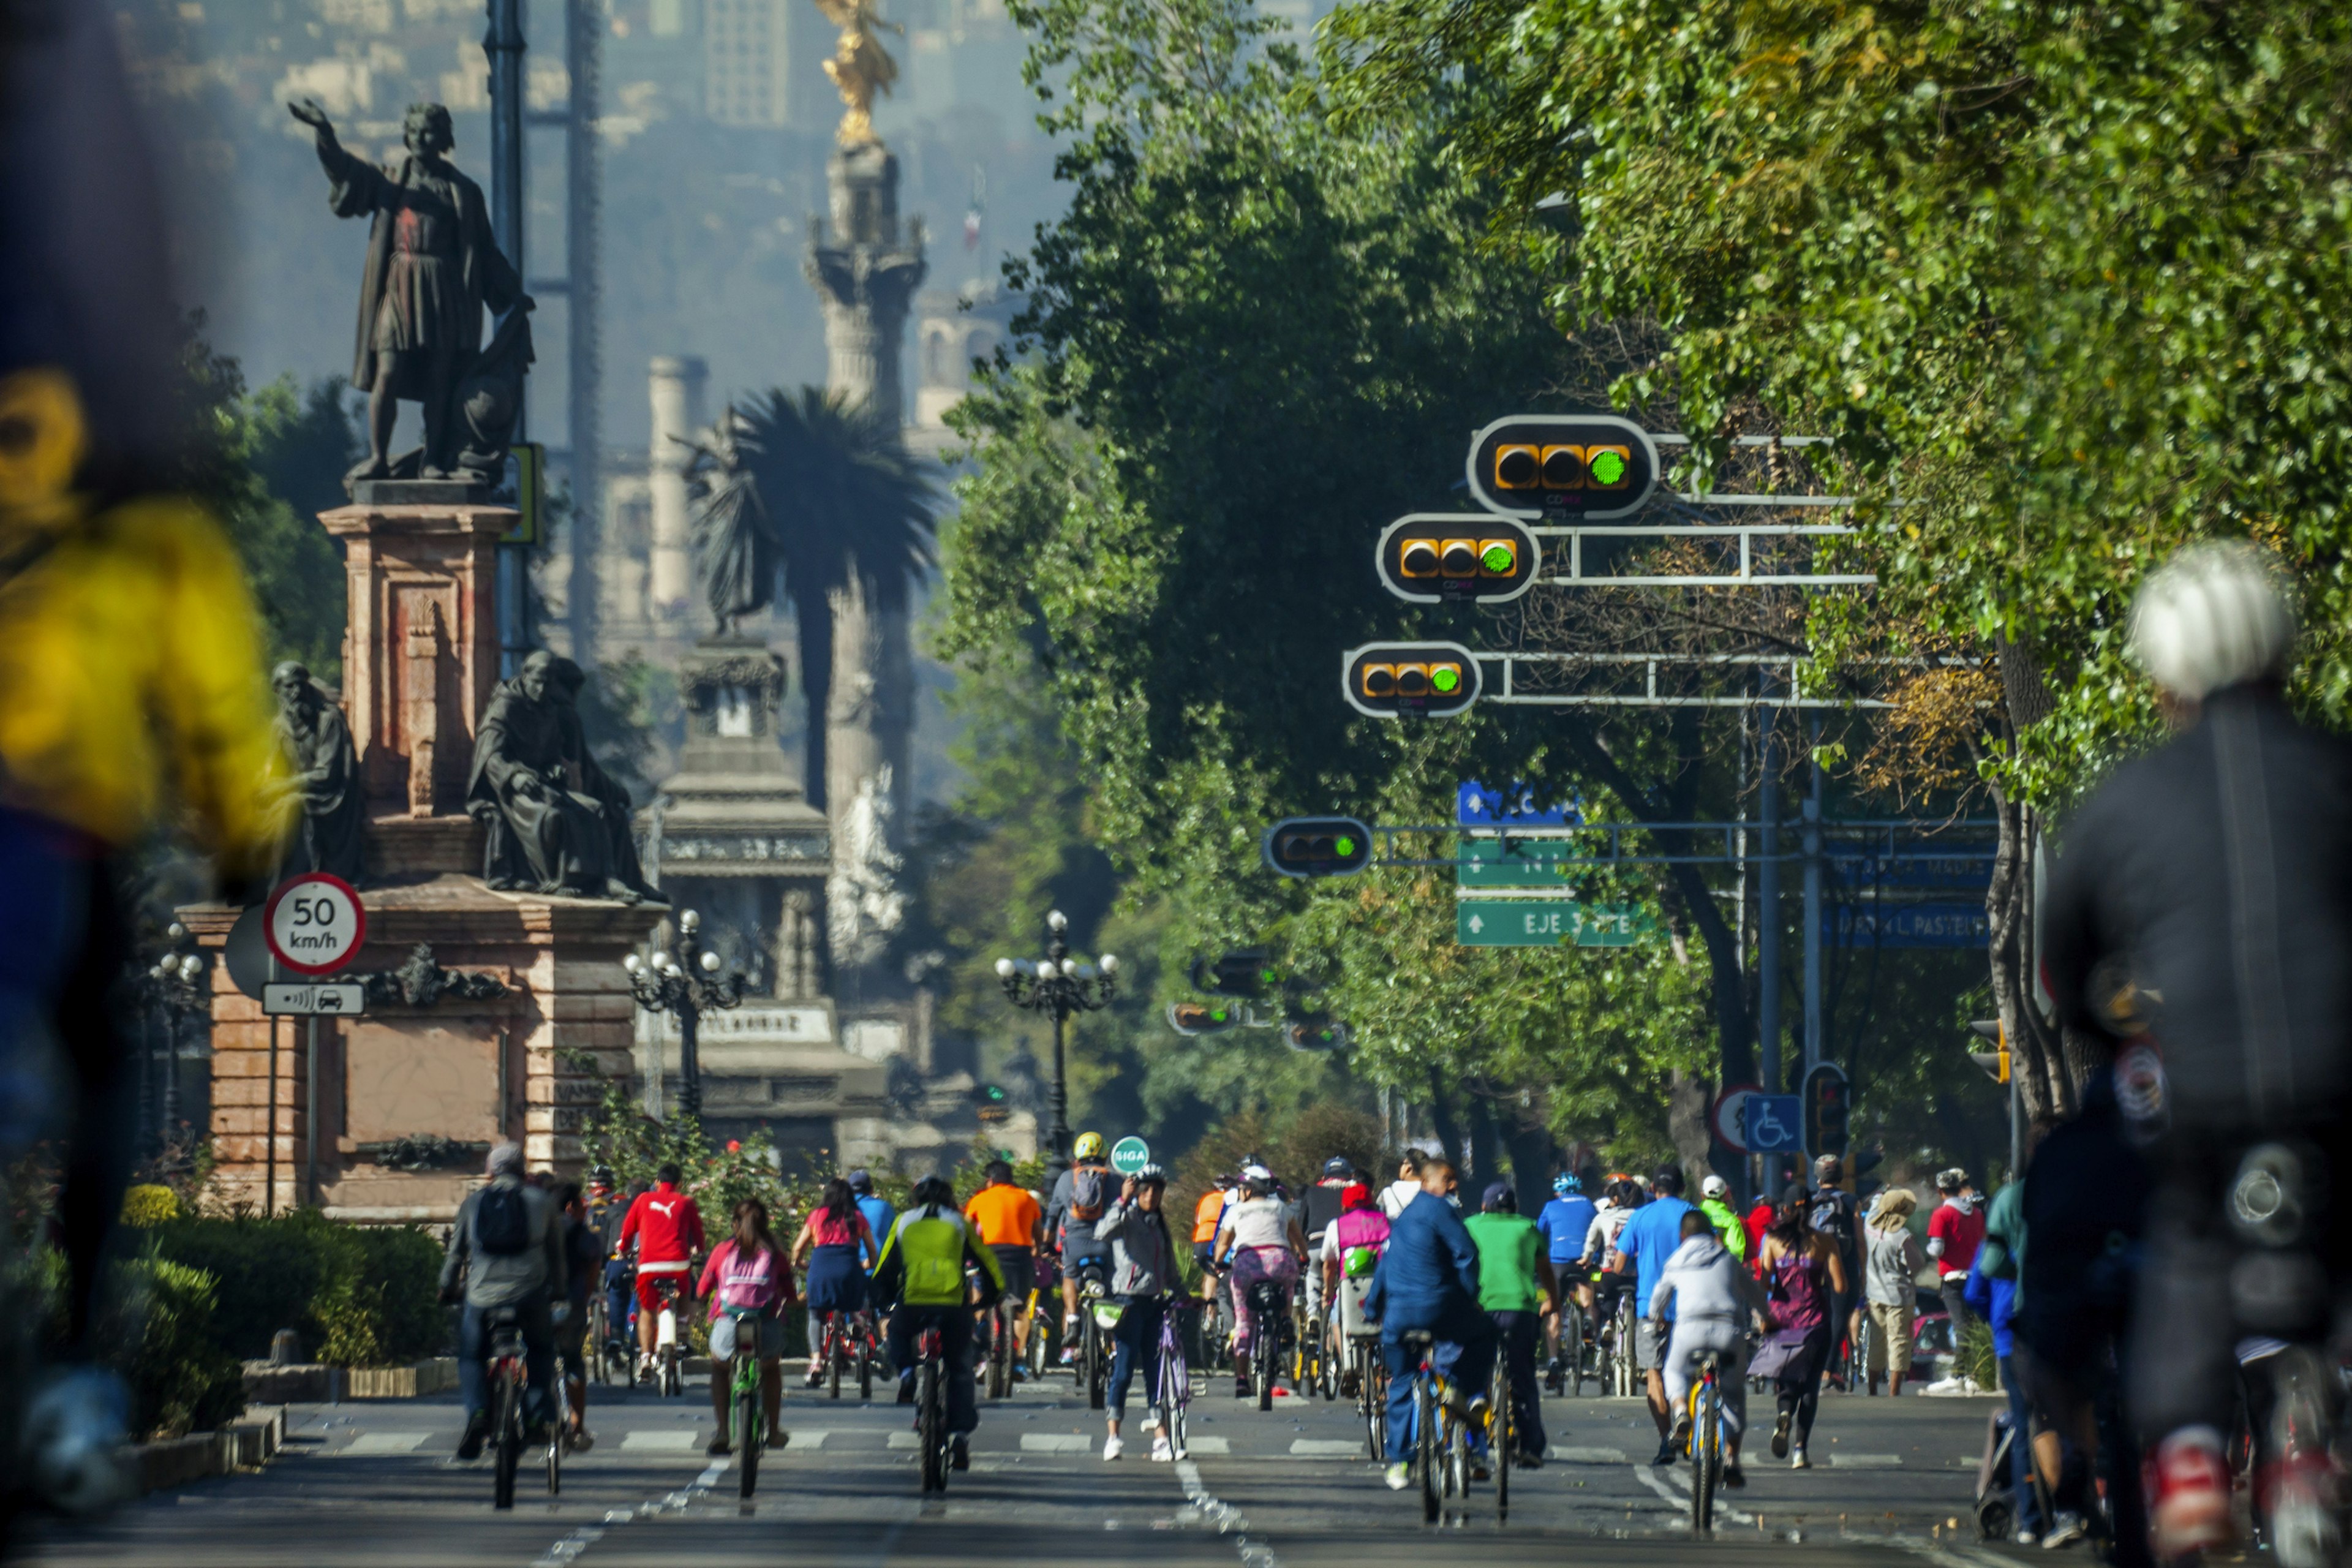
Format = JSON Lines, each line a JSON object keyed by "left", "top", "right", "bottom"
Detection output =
{"left": 723, "top": 1308, "right": 772, "bottom": 1499}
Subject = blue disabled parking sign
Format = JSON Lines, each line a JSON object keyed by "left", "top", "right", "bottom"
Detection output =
{"left": 1743, "top": 1094, "right": 1804, "bottom": 1155}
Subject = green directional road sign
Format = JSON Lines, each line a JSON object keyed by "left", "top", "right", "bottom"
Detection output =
{"left": 1110, "top": 1136, "right": 1152, "bottom": 1175}
{"left": 1455, "top": 899, "right": 1658, "bottom": 948}
{"left": 1457, "top": 839, "right": 1588, "bottom": 889}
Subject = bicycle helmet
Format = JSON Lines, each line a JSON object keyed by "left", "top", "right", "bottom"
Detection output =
{"left": 1135, "top": 1163, "right": 1169, "bottom": 1186}
{"left": 2129, "top": 539, "right": 2296, "bottom": 701}
{"left": 912, "top": 1174, "right": 955, "bottom": 1207}
{"left": 1321, "top": 1155, "right": 1356, "bottom": 1180}
{"left": 1552, "top": 1173, "right": 1580, "bottom": 1195}
{"left": 1073, "top": 1131, "right": 1107, "bottom": 1161}
{"left": 590, "top": 1164, "right": 616, "bottom": 1188}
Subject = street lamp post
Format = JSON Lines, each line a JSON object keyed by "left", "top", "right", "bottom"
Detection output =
{"left": 993, "top": 910, "right": 1117, "bottom": 1174}
{"left": 129, "top": 924, "right": 210, "bottom": 1163}
{"left": 624, "top": 910, "right": 745, "bottom": 1121}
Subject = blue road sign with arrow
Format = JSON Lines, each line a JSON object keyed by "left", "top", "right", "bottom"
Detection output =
{"left": 1457, "top": 780, "right": 1581, "bottom": 829}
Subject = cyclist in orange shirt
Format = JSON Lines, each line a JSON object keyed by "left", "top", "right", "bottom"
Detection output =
{"left": 965, "top": 1159, "right": 1045, "bottom": 1374}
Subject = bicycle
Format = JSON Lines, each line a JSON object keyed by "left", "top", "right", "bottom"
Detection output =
{"left": 725, "top": 1308, "right": 768, "bottom": 1499}
{"left": 1154, "top": 1297, "right": 1192, "bottom": 1459}
{"left": 913, "top": 1323, "right": 952, "bottom": 1495}
{"left": 815, "top": 1310, "right": 875, "bottom": 1401}
{"left": 1072, "top": 1259, "right": 1111, "bottom": 1409}
{"left": 1490, "top": 1344, "right": 1514, "bottom": 1518}
{"left": 1244, "top": 1277, "right": 1291, "bottom": 1411}
{"left": 586, "top": 1292, "right": 612, "bottom": 1387}
{"left": 1550, "top": 1297, "right": 1589, "bottom": 1396}
{"left": 483, "top": 1305, "right": 557, "bottom": 1509}
{"left": 645, "top": 1275, "right": 686, "bottom": 1398}
{"left": 1683, "top": 1346, "right": 1726, "bottom": 1534}
{"left": 1024, "top": 1287, "right": 1052, "bottom": 1380}
{"left": 1395, "top": 1330, "right": 1466, "bottom": 1524}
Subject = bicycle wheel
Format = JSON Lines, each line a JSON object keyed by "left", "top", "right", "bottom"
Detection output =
{"left": 918, "top": 1359, "right": 946, "bottom": 1494}
{"left": 1415, "top": 1376, "right": 1439, "bottom": 1523}
{"left": 1493, "top": 1360, "right": 1511, "bottom": 1516}
{"left": 1360, "top": 1345, "right": 1384, "bottom": 1460}
{"left": 859, "top": 1335, "right": 875, "bottom": 1402}
{"left": 492, "top": 1373, "right": 520, "bottom": 1511}
{"left": 989, "top": 1310, "right": 1010, "bottom": 1399}
{"left": 1561, "top": 1304, "right": 1587, "bottom": 1396}
{"left": 1691, "top": 1383, "right": 1717, "bottom": 1534}
{"left": 1084, "top": 1318, "right": 1105, "bottom": 1410}
{"left": 1164, "top": 1336, "right": 1189, "bottom": 1457}
{"left": 737, "top": 1382, "right": 761, "bottom": 1499}
{"left": 829, "top": 1320, "right": 845, "bottom": 1400}
{"left": 546, "top": 1373, "right": 563, "bottom": 1496}
{"left": 1255, "top": 1325, "right": 1275, "bottom": 1411}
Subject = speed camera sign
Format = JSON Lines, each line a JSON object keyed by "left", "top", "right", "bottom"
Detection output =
{"left": 264, "top": 873, "right": 367, "bottom": 976}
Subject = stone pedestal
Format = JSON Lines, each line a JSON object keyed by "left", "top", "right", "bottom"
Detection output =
{"left": 189, "top": 496, "right": 663, "bottom": 1215}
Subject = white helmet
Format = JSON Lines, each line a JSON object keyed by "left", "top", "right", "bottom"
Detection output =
{"left": 2128, "top": 540, "right": 2296, "bottom": 701}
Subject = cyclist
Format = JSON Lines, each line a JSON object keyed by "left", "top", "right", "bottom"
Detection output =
{"left": 1536, "top": 1174, "right": 1598, "bottom": 1384}
{"left": 964, "top": 1159, "right": 1044, "bottom": 1376}
{"left": 554, "top": 1182, "right": 603, "bottom": 1450}
{"left": 1046, "top": 1133, "right": 1117, "bottom": 1365}
{"left": 1095, "top": 1165, "right": 1182, "bottom": 1460}
{"left": 1191, "top": 1172, "right": 1234, "bottom": 1276}
{"left": 587, "top": 1167, "right": 632, "bottom": 1374}
{"left": 1364, "top": 1155, "right": 1495, "bottom": 1491}
{"left": 1464, "top": 1183, "right": 1555, "bottom": 1470}
{"left": 1213, "top": 1165, "right": 1308, "bottom": 1397}
{"left": 1296, "top": 1156, "right": 1355, "bottom": 1334}
{"left": 873, "top": 1174, "right": 1008, "bottom": 1471}
{"left": 848, "top": 1169, "right": 897, "bottom": 1267}
{"left": 793, "top": 1177, "right": 878, "bottom": 1387}
{"left": 1650, "top": 1208, "right": 1767, "bottom": 1488}
{"left": 1377, "top": 1150, "right": 1425, "bottom": 1219}
{"left": 619, "top": 1162, "right": 706, "bottom": 1381}
{"left": 701, "top": 1196, "right": 794, "bottom": 1456}
{"left": 1697, "top": 1175, "right": 1748, "bottom": 1262}
{"left": 1610, "top": 1167, "right": 1695, "bottom": 1466}
{"left": 439, "top": 1143, "right": 567, "bottom": 1458}
{"left": 1318, "top": 1180, "right": 1390, "bottom": 1385}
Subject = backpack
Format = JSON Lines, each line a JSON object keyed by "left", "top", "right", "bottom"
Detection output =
{"left": 1068, "top": 1166, "right": 1109, "bottom": 1224}
{"left": 1809, "top": 1190, "right": 1855, "bottom": 1252}
{"left": 475, "top": 1183, "right": 532, "bottom": 1256}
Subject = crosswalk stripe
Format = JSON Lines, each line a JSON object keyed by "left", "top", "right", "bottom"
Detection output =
{"left": 1022, "top": 1434, "right": 1091, "bottom": 1453}
{"left": 1830, "top": 1453, "right": 1904, "bottom": 1468}
{"left": 1551, "top": 1446, "right": 1629, "bottom": 1464}
{"left": 1287, "top": 1440, "right": 1363, "bottom": 1457}
{"left": 620, "top": 1430, "right": 703, "bottom": 1452}
{"left": 341, "top": 1432, "right": 430, "bottom": 1455}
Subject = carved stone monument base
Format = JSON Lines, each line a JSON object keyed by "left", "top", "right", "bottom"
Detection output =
{"left": 186, "top": 875, "right": 657, "bottom": 1219}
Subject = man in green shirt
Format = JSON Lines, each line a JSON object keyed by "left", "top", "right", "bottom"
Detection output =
{"left": 1464, "top": 1183, "right": 1558, "bottom": 1466}
{"left": 1698, "top": 1174, "right": 1749, "bottom": 1261}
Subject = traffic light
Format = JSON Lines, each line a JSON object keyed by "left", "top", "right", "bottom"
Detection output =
{"left": 1802, "top": 1062, "right": 1850, "bottom": 1160}
{"left": 1342, "top": 641, "right": 1480, "bottom": 719}
{"left": 1190, "top": 949, "right": 1274, "bottom": 998}
{"left": 1262, "top": 816, "right": 1376, "bottom": 878}
{"left": 1376, "top": 514, "right": 1539, "bottom": 604}
{"left": 1466, "top": 415, "right": 1659, "bottom": 521}
{"left": 976, "top": 1084, "right": 1010, "bottom": 1124}
{"left": 1286, "top": 1018, "right": 1349, "bottom": 1052}
{"left": 1167, "top": 1001, "right": 1241, "bottom": 1036}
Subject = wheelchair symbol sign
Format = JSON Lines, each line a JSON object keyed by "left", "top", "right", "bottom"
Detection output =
{"left": 1743, "top": 1094, "right": 1804, "bottom": 1155}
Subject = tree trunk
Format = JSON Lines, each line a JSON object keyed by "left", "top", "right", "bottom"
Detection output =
{"left": 1665, "top": 1069, "right": 1713, "bottom": 1193}
{"left": 1425, "top": 1069, "right": 1466, "bottom": 1171}
{"left": 1465, "top": 1088, "right": 1500, "bottom": 1194}
{"left": 1986, "top": 637, "right": 2087, "bottom": 1121}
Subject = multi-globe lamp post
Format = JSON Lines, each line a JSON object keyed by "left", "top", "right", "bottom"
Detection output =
{"left": 134, "top": 922, "right": 211, "bottom": 1158}
{"left": 623, "top": 909, "right": 745, "bottom": 1121}
{"left": 994, "top": 911, "right": 1117, "bottom": 1173}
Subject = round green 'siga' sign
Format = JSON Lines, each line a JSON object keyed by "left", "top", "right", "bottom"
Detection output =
{"left": 1109, "top": 1136, "right": 1152, "bottom": 1175}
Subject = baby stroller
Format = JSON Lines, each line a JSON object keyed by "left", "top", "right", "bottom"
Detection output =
{"left": 1974, "top": 1403, "right": 2051, "bottom": 1540}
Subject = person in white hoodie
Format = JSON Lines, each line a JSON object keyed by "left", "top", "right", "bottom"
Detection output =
{"left": 1649, "top": 1209, "right": 1770, "bottom": 1487}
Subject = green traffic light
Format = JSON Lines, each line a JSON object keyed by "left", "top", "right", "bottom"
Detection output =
{"left": 1588, "top": 448, "right": 1628, "bottom": 486}
{"left": 1210, "top": 1007, "right": 1229, "bottom": 1023}
{"left": 1430, "top": 666, "right": 1461, "bottom": 695}
{"left": 1480, "top": 543, "right": 1513, "bottom": 574}
{"left": 1334, "top": 834, "right": 1357, "bottom": 858}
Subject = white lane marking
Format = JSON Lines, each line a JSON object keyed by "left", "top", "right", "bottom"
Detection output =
{"left": 1287, "top": 1440, "right": 1363, "bottom": 1457}
{"left": 886, "top": 1431, "right": 919, "bottom": 1450}
{"left": 530, "top": 1458, "right": 726, "bottom": 1567}
{"left": 620, "top": 1430, "right": 704, "bottom": 1452}
{"left": 1551, "top": 1446, "right": 1629, "bottom": 1464}
{"left": 1022, "top": 1434, "right": 1093, "bottom": 1453}
{"left": 1175, "top": 1457, "right": 1281, "bottom": 1568}
{"left": 341, "top": 1432, "right": 430, "bottom": 1455}
{"left": 1830, "top": 1453, "right": 1904, "bottom": 1468}
{"left": 785, "top": 1430, "right": 829, "bottom": 1450}
{"left": 1894, "top": 1536, "right": 2021, "bottom": 1568}
{"left": 1633, "top": 1460, "right": 1757, "bottom": 1527}
{"left": 1182, "top": 1436, "right": 1231, "bottom": 1455}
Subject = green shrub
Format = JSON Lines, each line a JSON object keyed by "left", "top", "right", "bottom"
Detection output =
{"left": 1955, "top": 1313, "right": 1997, "bottom": 1392}
{"left": 146, "top": 1210, "right": 448, "bottom": 1366}
{"left": 109, "top": 1258, "right": 245, "bottom": 1440}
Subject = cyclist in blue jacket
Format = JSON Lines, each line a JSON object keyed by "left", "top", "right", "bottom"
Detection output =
{"left": 1536, "top": 1174, "right": 1597, "bottom": 1385}
{"left": 1363, "top": 1155, "right": 1496, "bottom": 1492}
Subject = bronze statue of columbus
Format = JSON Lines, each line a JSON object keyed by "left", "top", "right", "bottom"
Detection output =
{"left": 289, "top": 99, "right": 532, "bottom": 486}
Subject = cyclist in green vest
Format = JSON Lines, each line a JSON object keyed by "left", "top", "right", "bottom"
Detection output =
{"left": 1464, "top": 1182, "right": 1558, "bottom": 1470}
{"left": 872, "top": 1174, "right": 1009, "bottom": 1470}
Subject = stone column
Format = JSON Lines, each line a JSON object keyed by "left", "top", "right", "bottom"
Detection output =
{"left": 647, "top": 354, "right": 707, "bottom": 620}
{"left": 805, "top": 141, "right": 925, "bottom": 424}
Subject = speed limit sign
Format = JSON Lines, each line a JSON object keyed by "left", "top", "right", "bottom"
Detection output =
{"left": 265, "top": 873, "right": 368, "bottom": 976}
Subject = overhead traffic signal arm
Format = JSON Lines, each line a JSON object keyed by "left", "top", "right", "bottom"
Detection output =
{"left": 1377, "top": 514, "right": 1538, "bottom": 604}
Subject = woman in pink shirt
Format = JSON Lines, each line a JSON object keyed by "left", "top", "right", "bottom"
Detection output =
{"left": 699, "top": 1197, "right": 796, "bottom": 1455}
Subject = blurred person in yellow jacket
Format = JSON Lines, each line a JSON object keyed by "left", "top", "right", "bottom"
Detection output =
{"left": 0, "top": 0, "right": 288, "bottom": 1520}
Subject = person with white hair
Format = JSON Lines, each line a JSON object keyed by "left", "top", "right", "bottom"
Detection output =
{"left": 439, "top": 1142, "right": 567, "bottom": 1458}
{"left": 2043, "top": 539, "right": 2352, "bottom": 1561}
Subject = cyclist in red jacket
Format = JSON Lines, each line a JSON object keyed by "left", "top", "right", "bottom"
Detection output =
{"left": 619, "top": 1163, "right": 707, "bottom": 1379}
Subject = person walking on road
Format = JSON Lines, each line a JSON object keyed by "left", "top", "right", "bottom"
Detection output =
{"left": 1094, "top": 1166, "right": 1182, "bottom": 1460}
{"left": 1807, "top": 1156, "right": 1863, "bottom": 1388}
{"left": 1609, "top": 1167, "right": 1696, "bottom": 1466}
{"left": 1926, "top": 1169, "right": 1985, "bottom": 1347}
{"left": 1752, "top": 1183, "right": 1846, "bottom": 1469}
{"left": 1464, "top": 1182, "right": 1555, "bottom": 1468}
{"left": 1651, "top": 1208, "right": 1768, "bottom": 1487}
{"left": 1862, "top": 1187, "right": 1926, "bottom": 1395}
{"left": 440, "top": 1143, "right": 567, "bottom": 1458}
{"left": 1365, "top": 1156, "right": 1497, "bottom": 1491}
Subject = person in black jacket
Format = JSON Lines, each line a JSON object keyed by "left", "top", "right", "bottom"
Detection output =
{"left": 2042, "top": 540, "right": 2352, "bottom": 1562}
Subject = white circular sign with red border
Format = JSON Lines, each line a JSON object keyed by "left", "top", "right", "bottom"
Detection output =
{"left": 1709, "top": 1082, "right": 1763, "bottom": 1153}
{"left": 265, "top": 873, "right": 368, "bottom": 976}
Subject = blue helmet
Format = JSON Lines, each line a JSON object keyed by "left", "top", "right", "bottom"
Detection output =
{"left": 1553, "top": 1173, "right": 1581, "bottom": 1196}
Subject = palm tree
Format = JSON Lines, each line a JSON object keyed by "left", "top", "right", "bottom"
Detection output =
{"left": 685, "top": 386, "right": 935, "bottom": 810}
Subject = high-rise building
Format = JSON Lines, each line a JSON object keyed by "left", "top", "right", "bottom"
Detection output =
{"left": 706, "top": 0, "right": 813, "bottom": 127}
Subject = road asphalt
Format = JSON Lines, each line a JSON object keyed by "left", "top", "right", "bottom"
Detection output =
{"left": 15, "top": 1360, "right": 2035, "bottom": 1568}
